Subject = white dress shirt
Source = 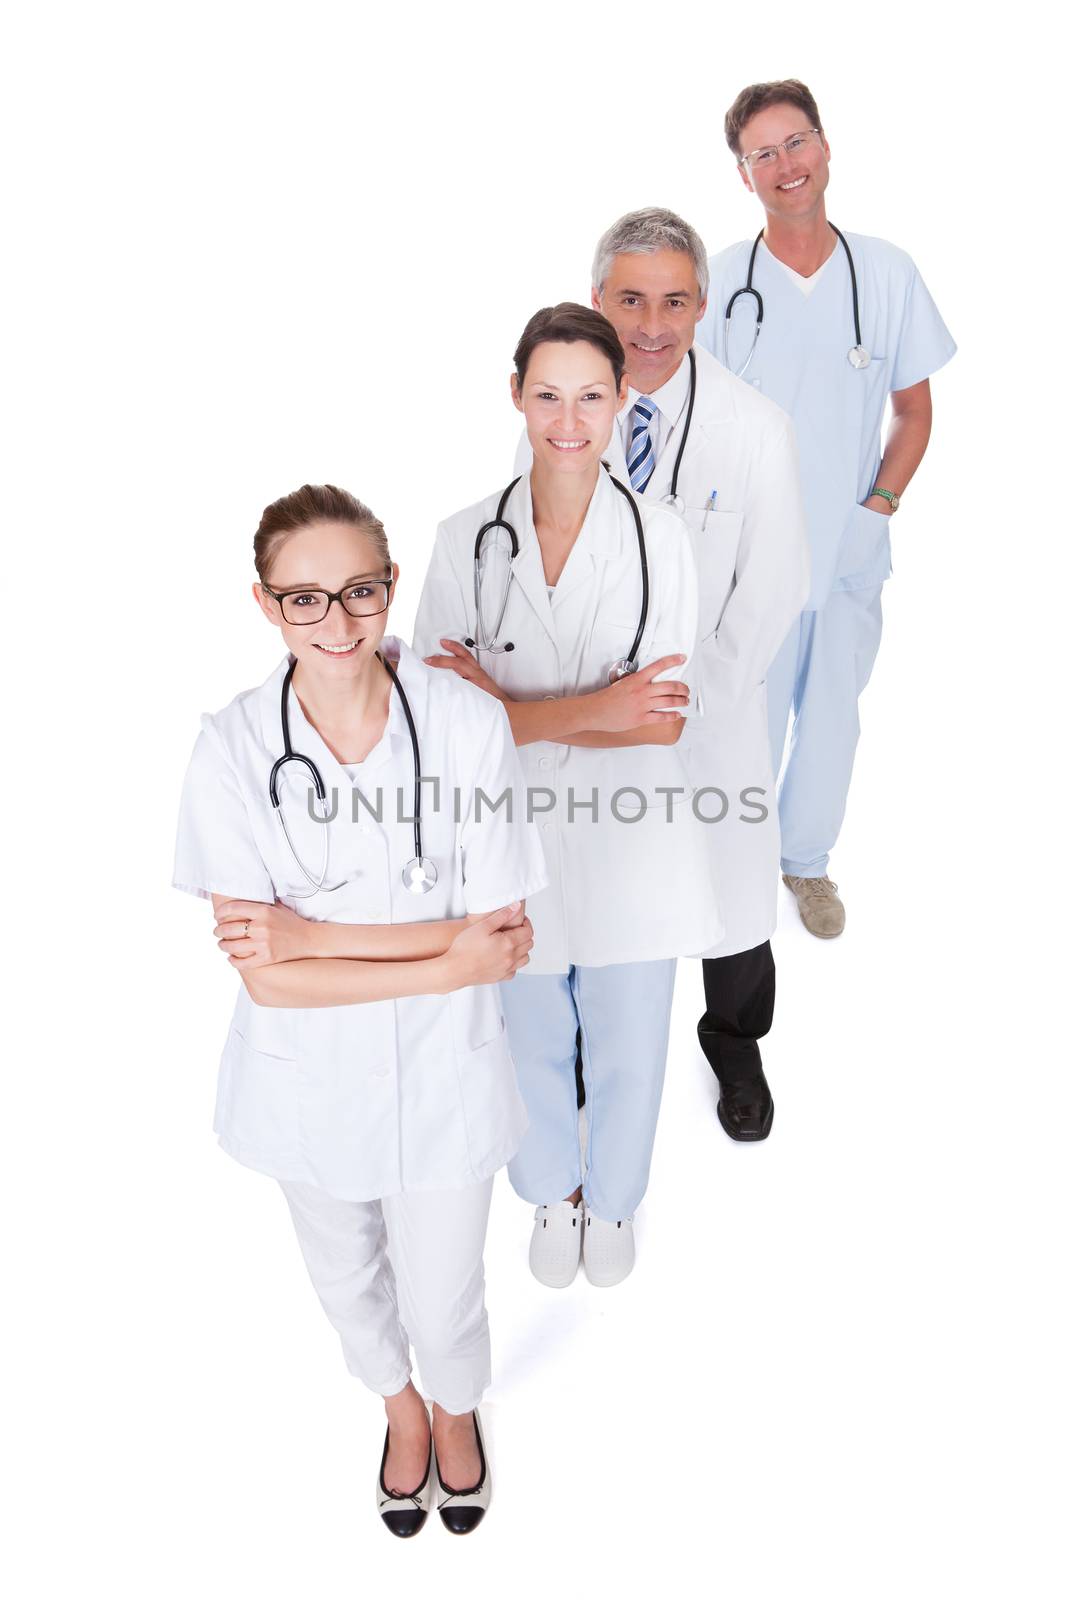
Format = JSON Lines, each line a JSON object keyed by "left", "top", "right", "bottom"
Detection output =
{"left": 619, "top": 352, "right": 693, "bottom": 465}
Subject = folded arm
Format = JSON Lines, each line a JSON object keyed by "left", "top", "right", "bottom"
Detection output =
{"left": 423, "top": 640, "right": 690, "bottom": 748}
{"left": 213, "top": 896, "right": 472, "bottom": 969}
{"left": 558, "top": 722, "right": 682, "bottom": 747}
{"left": 211, "top": 895, "right": 531, "bottom": 1008}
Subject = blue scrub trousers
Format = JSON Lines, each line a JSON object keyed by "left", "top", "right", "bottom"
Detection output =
{"left": 767, "top": 584, "right": 884, "bottom": 878}
{"left": 501, "top": 960, "right": 677, "bottom": 1221}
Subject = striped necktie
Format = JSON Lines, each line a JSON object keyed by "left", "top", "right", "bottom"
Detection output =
{"left": 626, "top": 397, "right": 657, "bottom": 493}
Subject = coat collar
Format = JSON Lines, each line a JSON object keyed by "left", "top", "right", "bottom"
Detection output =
{"left": 618, "top": 350, "right": 693, "bottom": 433}
{"left": 512, "top": 464, "right": 625, "bottom": 559}
{"left": 258, "top": 637, "right": 414, "bottom": 787}
{"left": 605, "top": 343, "right": 751, "bottom": 495}
{"left": 505, "top": 466, "right": 627, "bottom": 653}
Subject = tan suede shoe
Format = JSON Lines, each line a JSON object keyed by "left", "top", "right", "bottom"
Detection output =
{"left": 783, "top": 875, "right": 846, "bottom": 938}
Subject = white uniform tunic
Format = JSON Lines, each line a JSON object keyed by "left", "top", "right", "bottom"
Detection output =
{"left": 173, "top": 639, "right": 548, "bottom": 1201}
{"left": 698, "top": 232, "right": 957, "bottom": 607}
{"left": 413, "top": 469, "right": 724, "bottom": 973}
{"left": 515, "top": 346, "right": 808, "bottom": 958}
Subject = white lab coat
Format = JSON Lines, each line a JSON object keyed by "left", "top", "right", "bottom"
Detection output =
{"left": 413, "top": 468, "right": 724, "bottom": 974}
{"left": 514, "top": 345, "right": 809, "bottom": 957}
{"left": 172, "top": 639, "right": 548, "bottom": 1201}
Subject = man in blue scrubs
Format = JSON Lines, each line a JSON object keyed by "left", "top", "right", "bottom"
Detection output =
{"left": 697, "top": 79, "right": 956, "bottom": 936}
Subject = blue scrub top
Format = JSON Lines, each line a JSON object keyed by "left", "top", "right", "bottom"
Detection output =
{"left": 697, "top": 232, "right": 956, "bottom": 608}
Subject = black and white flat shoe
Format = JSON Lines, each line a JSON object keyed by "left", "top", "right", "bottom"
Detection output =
{"left": 376, "top": 1428, "right": 435, "bottom": 1538}
{"left": 437, "top": 1410, "right": 491, "bottom": 1535}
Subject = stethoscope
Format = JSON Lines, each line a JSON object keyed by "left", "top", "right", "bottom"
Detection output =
{"left": 269, "top": 652, "right": 438, "bottom": 898}
{"left": 463, "top": 462, "right": 651, "bottom": 683}
{"left": 724, "top": 222, "right": 870, "bottom": 377}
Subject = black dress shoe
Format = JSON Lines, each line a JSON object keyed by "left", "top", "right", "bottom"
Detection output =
{"left": 437, "top": 1410, "right": 491, "bottom": 1534}
{"left": 376, "top": 1428, "right": 434, "bottom": 1538}
{"left": 716, "top": 1066, "right": 774, "bottom": 1142}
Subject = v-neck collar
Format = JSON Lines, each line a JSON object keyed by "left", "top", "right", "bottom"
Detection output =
{"left": 757, "top": 235, "right": 841, "bottom": 300}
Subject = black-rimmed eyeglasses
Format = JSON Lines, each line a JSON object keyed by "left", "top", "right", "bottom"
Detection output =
{"left": 262, "top": 577, "right": 394, "bottom": 625}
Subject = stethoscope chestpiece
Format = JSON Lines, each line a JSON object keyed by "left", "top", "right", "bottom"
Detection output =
{"left": 608, "top": 657, "right": 637, "bottom": 684}
{"left": 848, "top": 345, "right": 871, "bottom": 370}
{"left": 402, "top": 857, "right": 438, "bottom": 894}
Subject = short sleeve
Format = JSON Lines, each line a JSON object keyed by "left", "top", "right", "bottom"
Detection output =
{"left": 457, "top": 697, "right": 548, "bottom": 914}
{"left": 173, "top": 718, "right": 277, "bottom": 903}
{"left": 891, "top": 262, "right": 957, "bottom": 393}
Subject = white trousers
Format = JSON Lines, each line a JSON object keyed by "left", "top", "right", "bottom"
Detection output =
{"left": 279, "top": 1177, "right": 494, "bottom": 1415}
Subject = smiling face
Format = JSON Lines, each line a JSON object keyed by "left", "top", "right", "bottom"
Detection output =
{"left": 511, "top": 339, "right": 626, "bottom": 474}
{"left": 736, "top": 102, "right": 831, "bottom": 221}
{"left": 254, "top": 519, "right": 397, "bottom": 680}
{"left": 592, "top": 250, "right": 705, "bottom": 395}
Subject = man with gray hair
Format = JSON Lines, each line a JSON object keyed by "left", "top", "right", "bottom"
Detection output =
{"left": 590, "top": 207, "right": 809, "bottom": 1140}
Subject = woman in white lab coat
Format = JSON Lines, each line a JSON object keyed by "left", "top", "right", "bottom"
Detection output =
{"left": 414, "top": 305, "right": 722, "bottom": 1290}
{"left": 173, "top": 484, "right": 546, "bottom": 1538}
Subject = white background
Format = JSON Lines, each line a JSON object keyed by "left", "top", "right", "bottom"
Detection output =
{"left": 4, "top": 3, "right": 1063, "bottom": 1596}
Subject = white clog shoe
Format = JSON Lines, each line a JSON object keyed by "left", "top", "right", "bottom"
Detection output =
{"left": 528, "top": 1200, "right": 584, "bottom": 1288}
{"left": 582, "top": 1211, "right": 635, "bottom": 1288}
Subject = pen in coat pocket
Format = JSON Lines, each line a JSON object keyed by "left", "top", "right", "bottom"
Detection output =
{"left": 702, "top": 490, "right": 718, "bottom": 530}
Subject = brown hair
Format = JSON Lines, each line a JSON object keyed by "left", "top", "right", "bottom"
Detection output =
{"left": 513, "top": 303, "right": 626, "bottom": 391}
{"left": 724, "top": 79, "right": 823, "bottom": 160}
{"left": 253, "top": 484, "right": 390, "bottom": 584}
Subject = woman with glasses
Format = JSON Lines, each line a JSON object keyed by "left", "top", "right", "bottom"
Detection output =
{"left": 414, "top": 306, "right": 723, "bottom": 1291}
{"left": 173, "top": 484, "right": 545, "bottom": 1538}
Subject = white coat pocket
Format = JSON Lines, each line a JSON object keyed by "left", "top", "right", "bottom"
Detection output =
{"left": 217, "top": 1027, "right": 300, "bottom": 1157}
{"left": 597, "top": 619, "right": 647, "bottom": 684}
{"left": 833, "top": 502, "right": 893, "bottom": 592}
{"left": 450, "top": 984, "right": 506, "bottom": 1051}
{"left": 448, "top": 986, "right": 526, "bottom": 1176}
{"left": 598, "top": 619, "right": 693, "bottom": 697}
{"left": 685, "top": 507, "right": 744, "bottom": 637}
